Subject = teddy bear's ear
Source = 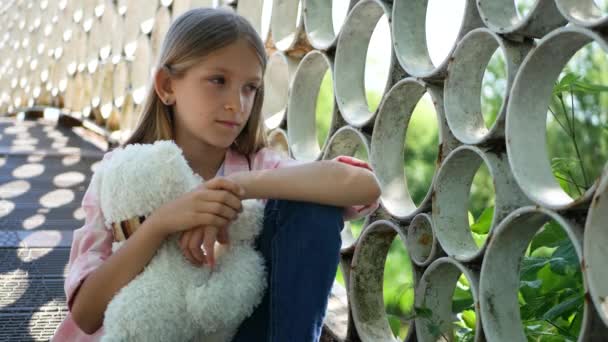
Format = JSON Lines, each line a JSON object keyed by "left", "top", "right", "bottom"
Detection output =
{"left": 98, "top": 141, "right": 200, "bottom": 227}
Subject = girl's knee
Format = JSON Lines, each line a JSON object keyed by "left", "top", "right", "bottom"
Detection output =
{"left": 273, "top": 200, "right": 343, "bottom": 225}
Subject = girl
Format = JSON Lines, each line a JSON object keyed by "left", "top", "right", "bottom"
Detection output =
{"left": 52, "top": 7, "right": 380, "bottom": 342}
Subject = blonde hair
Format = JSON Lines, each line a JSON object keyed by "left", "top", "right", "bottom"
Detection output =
{"left": 123, "top": 7, "right": 268, "bottom": 157}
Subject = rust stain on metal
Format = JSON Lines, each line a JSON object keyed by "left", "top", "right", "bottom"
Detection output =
{"left": 436, "top": 143, "right": 444, "bottom": 164}
{"left": 418, "top": 233, "right": 432, "bottom": 246}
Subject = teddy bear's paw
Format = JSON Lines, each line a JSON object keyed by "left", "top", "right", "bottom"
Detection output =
{"left": 102, "top": 265, "right": 197, "bottom": 342}
{"left": 185, "top": 246, "right": 267, "bottom": 332}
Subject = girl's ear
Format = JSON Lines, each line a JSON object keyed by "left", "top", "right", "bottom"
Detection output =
{"left": 154, "top": 67, "right": 175, "bottom": 105}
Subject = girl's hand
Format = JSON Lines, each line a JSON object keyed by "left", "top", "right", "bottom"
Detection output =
{"left": 179, "top": 226, "right": 222, "bottom": 268}
{"left": 146, "top": 177, "right": 244, "bottom": 238}
{"left": 334, "top": 156, "right": 373, "bottom": 171}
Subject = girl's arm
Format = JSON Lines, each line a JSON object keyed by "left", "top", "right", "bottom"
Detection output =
{"left": 227, "top": 159, "right": 381, "bottom": 207}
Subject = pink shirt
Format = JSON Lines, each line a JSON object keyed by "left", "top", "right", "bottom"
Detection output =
{"left": 52, "top": 147, "right": 378, "bottom": 341}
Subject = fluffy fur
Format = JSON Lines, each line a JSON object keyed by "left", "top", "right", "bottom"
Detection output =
{"left": 95, "top": 141, "right": 267, "bottom": 342}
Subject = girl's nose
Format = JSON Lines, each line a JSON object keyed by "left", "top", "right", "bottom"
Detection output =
{"left": 226, "top": 89, "right": 245, "bottom": 114}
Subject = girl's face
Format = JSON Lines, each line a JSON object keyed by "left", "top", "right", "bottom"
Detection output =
{"left": 169, "top": 38, "right": 263, "bottom": 150}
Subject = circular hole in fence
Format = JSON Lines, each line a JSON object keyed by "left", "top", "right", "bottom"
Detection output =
{"left": 261, "top": 52, "right": 295, "bottom": 130}
{"left": 237, "top": 0, "right": 272, "bottom": 43}
{"left": 407, "top": 213, "right": 439, "bottom": 267}
{"left": 383, "top": 234, "right": 415, "bottom": 340}
{"left": 315, "top": 69, "right": 334, "bottom": 150}
{"left": 288, "top": 51, "right": 335, "bottom": 161}
{"left": 556, "top": 0, "right": 608, "bottom": 28}
{"left": 477, "top": 0, "right": 565, "bottom": 37}
{"left": 372, "top": 79, "right": 442, "bottom": 220}
{"left": 304, "top": 0, "right": 350, "bottom": 49}
{"left": 415, "top": 258, "right": 482, "bottom": 341}
{"left": 271, "top": 0, "right": 303, "bottom": 51}
{"left": 468, "top": 163, "right": 494, "bottom": 248}
{"left": 350, "top": 221, "right": 416, "bottom": 341}
{"left": 585, "top": 168, "right": 608, "bottom": 326}
{"left": 403, "top": 94, "right": 439, "bottom": 207}
{"left": 433, "top": 145, "right": 528, "bottom": 261}
{"left": 426, "top": 0, "right": 466, "bottom": 67}
{"left": 545, "top": 41, "right": 608, "bottom": 201}
{"left": 393, "top": 0, "right": 468, "bottom": 78}
{"left": 481, "top": 49, "right": 507, "bottom": 128}
{"left": 335, "top": 0, "right": 391, "bottom": 127}
{"left": 518, "top": 219, "right": 585, "bottom": 339}
{"left": 480, "top": 208, "right": 595, "bottom": 341}
{"left": 507, "top": 27, "right": 608, "bottom": 210}
{"left": 452, "top": 274, "right": 478, "bottom": 340}
{"left": 444, "top": 28, "right": 522, "bottom": 145}
{"left": 365, "top": 14, "right": 390, "bottom": 115}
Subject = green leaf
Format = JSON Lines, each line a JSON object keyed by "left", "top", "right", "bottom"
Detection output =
{"left": 550, "top": 239, "right": 579, "bottom": 276}
{"left": 387, "top": 313, "right": 404, "bottom": 337}
{"left": 520, "top": 279, "right": 543, "bottom": 290}
{"left": 414, "top": 306, "right": 433, "bottom": 319}
{"left": 571, "top": 80, "right": 608, "bottom": 93}
{"left": 530, "top": 222, "right": 567, "bottom": 252}
{"left": 520, "top": 257, "right": 551, "bottom": 280}
{"left": 470, "top": 206, "right": 493, "bottom": 234}
{"left": 457, "top": 274, "right": 470, "bottom": 289}
{"left": 555, "top": 73, "right": 580, "bottom": 90}
{"left": 543, "top": 294, "right": 584, "bottom": 322}
{"left": 461, "top": 310, "right": 476, "bottom": 329}
{"left": 538, "top": 264, "right": 574, "bottom": 294}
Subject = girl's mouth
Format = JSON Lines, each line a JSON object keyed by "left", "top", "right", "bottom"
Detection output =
{"left": 216, "top": 120, "right": 239, "bottom": 128}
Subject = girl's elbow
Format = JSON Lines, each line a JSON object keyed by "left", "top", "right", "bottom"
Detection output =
{"left": 368, "top": 176, "right": 382, "bottom": 202}
{"left": 72, "top": 302, "right": 102, "bottom": 334}
{"left": 357, "top": 170, "right": 381, "bottom": 203}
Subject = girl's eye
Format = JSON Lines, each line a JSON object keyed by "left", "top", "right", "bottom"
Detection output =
{"left": 246, "top": 84, "right": 259, "bottom": 92}
{"left": 210, "top": 76, "right": 225, "bottom": 85}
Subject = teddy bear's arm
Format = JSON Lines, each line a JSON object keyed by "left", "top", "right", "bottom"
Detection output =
{"left": 186, "top": 246, "right": 267, "bottom": 333}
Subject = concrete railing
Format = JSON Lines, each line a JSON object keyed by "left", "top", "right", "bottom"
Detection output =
{"left": 1, "top": 0, "right": 608, "bottom": 341}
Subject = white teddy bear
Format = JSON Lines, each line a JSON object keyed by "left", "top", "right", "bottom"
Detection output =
{"left": 92, "top": 140, "right": 267, "bottom": 342}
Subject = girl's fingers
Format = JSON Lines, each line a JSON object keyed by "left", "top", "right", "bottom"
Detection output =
{"left": 202, "top": 227, "right": 218, "bottom": 268}
{"left": 198, "top": 202, "right": 239, "bottom": 221}
{"left": 205, "top": 178, "right": 245, "bottom": 198}
{"left": 179, "top": 231, "right": 197, "bottom": 265}
{"left": 196, "top": 213, "right": 230, "bottom": 228}
{"left": 217, "top": 225, "right": 230, "bottom": 245}
{"left": 188, "top": 228, "right": 206, "bottom": 265}
{"left": 196, "top": 190, "right": 243, "bottom": 213}
{"left": 337, "top": 156, "right": 373, "bottom": 171}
